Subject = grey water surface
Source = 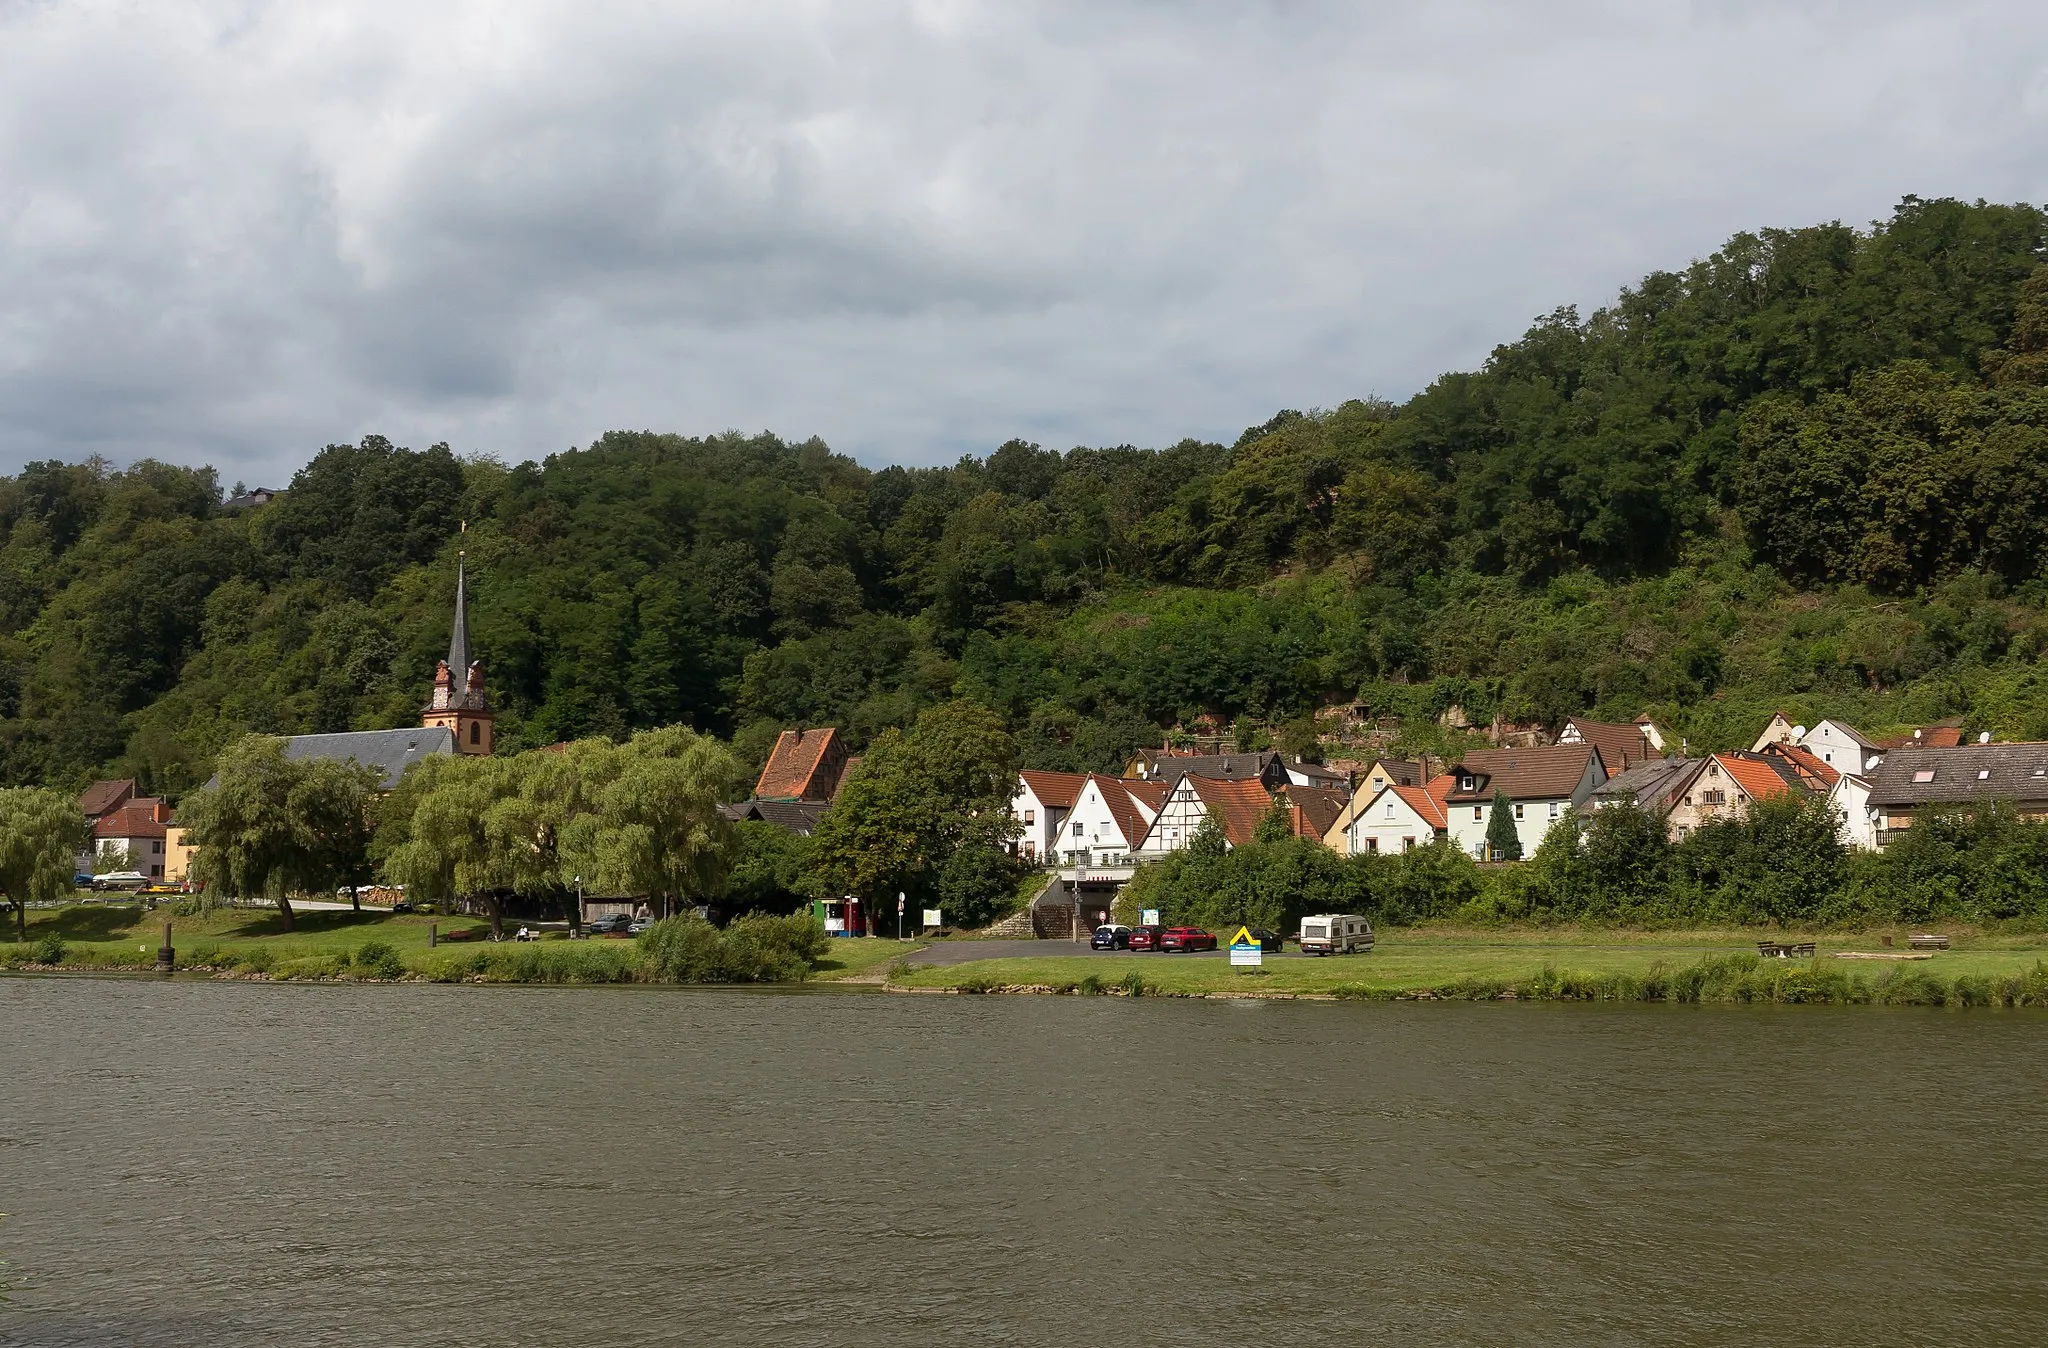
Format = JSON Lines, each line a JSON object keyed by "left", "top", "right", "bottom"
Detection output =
{"left": 2, "top": 976, "right": 2045, "bottom": 1346}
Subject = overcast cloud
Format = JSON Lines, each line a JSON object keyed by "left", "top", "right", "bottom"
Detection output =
{"left": 2, "top": 0, "right": 2046, "bottom": 484}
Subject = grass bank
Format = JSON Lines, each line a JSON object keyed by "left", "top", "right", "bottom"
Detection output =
{"left": 889, "top": 928, "right": 2048, "bottom": 1006}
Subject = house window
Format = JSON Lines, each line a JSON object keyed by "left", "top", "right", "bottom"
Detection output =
{"left": 1024, "top": 809, "right": 1035, "bottom": 825}
{"left": 1513, "top": 803, "right": 1525, "bottom": 821}
{"left": 1473, "top": 806, "right": 1483, "bottom": 821}
{"left": 1675, "top": 826, "right": 1689, "bottom": 840}
{"left": 152, "top": 840, "right": 164, "bottom": 854}
{"left": 1402, "top": 836, "right": 1416, "bottom": 852}
{"left": 1912, "top": 770, "right": 1936, "bottom": 784}
{"left": 1978, "top": 769, "right": 1991, "bottom": 781}
{"left": 1459, "top": 776, "right": 1475, "bottom": 792}
{"left": 1072, "top": 822, "right": 1083, "bottom": 837}
{"left": 1385, "top": 802, "right": 1396, "bottom": 820}
{"left": 1549, "top": 802, "right": 1560, "bottom": 819}
{"left": 150, "top": 866, "right": 163, "bottom": 878}
{"left": 1364, "top": 837, "right": 1379, "bottom": 853}
{"left": 469, "top": 721, "right": 480, "bottom": 745}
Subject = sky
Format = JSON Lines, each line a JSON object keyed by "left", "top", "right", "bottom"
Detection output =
{"left": 3, "top": 1, "right": 2048, "bottom": 487}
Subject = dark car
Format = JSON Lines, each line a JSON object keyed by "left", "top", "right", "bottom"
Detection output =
{"left": 1246, "top": 927, "right": 1285, "bottom": 953}
{"left": 585, "top": 913, "right": 632, "bottom": 936}
{"left": 1126, "top": 925, "right": 1165, "bottom": 952}
{"left": 1090, "top": 924, "right": 1131, "bottom": 950}
{"left": 1161, "top": 926, "right": 1217, "bottom": 953}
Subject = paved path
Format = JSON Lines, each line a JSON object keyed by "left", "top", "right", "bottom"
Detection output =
{"left": 903, "top": 940, "right": 1309, "bottom": 966}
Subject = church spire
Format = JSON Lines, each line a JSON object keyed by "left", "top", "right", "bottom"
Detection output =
{"left": 446, "top": 554, "right": 472, "bottom": 695}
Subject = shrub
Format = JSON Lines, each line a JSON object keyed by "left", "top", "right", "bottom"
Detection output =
{"left": 638, "top": 911, "right": 828, "bottom": 983}
{"left": 239, "top": 946, "right": 276, "bottom": 974}
{"left": 352, "top": 940, "right": 406, "bottom": 980}
{"left": 30, "top": 933, "right": 65, "bottom": 965}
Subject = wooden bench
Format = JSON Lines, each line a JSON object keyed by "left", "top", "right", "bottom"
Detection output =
{"left": 1909, "top": 934, "right": 1951, "bottom": 951}
{"left": 1757, "top": 942, "right": 1817, "bottom": 959}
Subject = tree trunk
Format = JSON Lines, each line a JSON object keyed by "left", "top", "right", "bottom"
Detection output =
{"left": 276, "top": 893, "right": 296, "bottom": 931}
{"left": 349, "top": 884, "right": 360, "bottom": 914}
{"left": 13, "top": 897, "right": 24, "bottom": 942}
{"left": 487, "top": 894, "right": 504, "bottom": 941}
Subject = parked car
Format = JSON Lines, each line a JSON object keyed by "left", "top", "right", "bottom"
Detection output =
{"left": 389, "top": 900, "right": 415, "bottom": 914}
{"left": 626, "top": 917, "right": 653, "bottom": 935}
{"left": 586, "top": 913, "right": 632, "bottom": 935}
{"left": 1161, "top": 926, "right": 1217, "bottom": 953}
{"left": 1126, "top": 924, "right": 1165, "bottom": 952}
{"left": 1245, "top": 927, "right": 1285, "bottom": 953}
{"left": 1298, "top": 913, "right": 1374, "bottom": 955}
{"left": 91, "top": 871, "right": 148, "bottom": 892}
{"left": 73, "top": 872, "right": 95, "bottom": 888}
{"left": 1090, "top": 923, "right": 1131, "bottom": 950}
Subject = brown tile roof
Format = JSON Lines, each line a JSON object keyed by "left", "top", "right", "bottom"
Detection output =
{"left": 1758, "top": 742, "right": 1839, "bottom": 790}
{"left": 1562, "top": 718, "right": 1656, "bottom": 774}
{"left": 1714, "top": 753, "right": 1802, "bottom": 806}
{"left": 1280, "top": 784, "right": 1350, "bottom": 841}
{"left": 1018, "top": 769, "right": 1087, "bottom": 811}
{"left": 95, "top": 799, "right": 169, "bottom": 840}
{"left": 1185, "top": 775, "right": 1280, "bottom": 847}
{"left": 1866, "top": 743, "right": 2048, "bottom": 807}
{"left": 1390, "top": 782, "right": 1450, "bottom": 830}
{"left": 78, "top": 779, "right": 136, "bottom": 819}
{"left": 754, "top": 728, "right": 845, "bottom": 801}
{"left": 1877, "top": 722, "right": 1966, "bottom": 750}
{"left": 1121, "top": 778, "right": 1169, "bottom": 813}
{"left": 1363, "top": 758, "right": 1422, "bottom": 787}
{"left": 1444, "top": 745, "right": 1601, "bottom": 803}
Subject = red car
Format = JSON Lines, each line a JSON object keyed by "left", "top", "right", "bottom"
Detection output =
{"left": 1160, "top": 926, "right": 1217, "bottom": 953}
{"left": 1127, "top": 925, "right": 1165, "bottom": 952}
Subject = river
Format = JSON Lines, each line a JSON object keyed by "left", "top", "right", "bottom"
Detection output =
{"left": 3, "top": 976, "right": 2045, "bottom": 1346}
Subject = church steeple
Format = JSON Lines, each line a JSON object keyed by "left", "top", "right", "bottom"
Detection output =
{"left": 423, "top": 544, "right": 493, "bottom": 754}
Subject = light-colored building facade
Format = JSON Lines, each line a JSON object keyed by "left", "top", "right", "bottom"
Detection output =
{"left": 1441, "top": 745, "right": 1607, "bottom": 859}
{"left": 1343, "top": 781, "right": 1451, "bottom": 855}
{"left": 1011, "top": 770, "right": 1086, "bottom": 864}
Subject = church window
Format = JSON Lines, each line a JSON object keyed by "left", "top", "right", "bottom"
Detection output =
{"left": 469, "top": 721, "right": 480, "bottom": 745}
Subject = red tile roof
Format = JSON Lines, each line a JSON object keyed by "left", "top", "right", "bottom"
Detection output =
{"left": 1758, "top": 742, "right": 1839, "bottom": 790}
{"left": 1877, "top": 724, "right": 1965, "bottom": 750}
{"left": 95, "top": 799, "right": 170, "bottom": 839}
{"left": 1185, "top": 775, "right": 1280, "bottom": 847}
{"left": 1122, "top": 778, "right": 1169, "bottom": 813}
{"left": 1562, "top": 718, "right": 1655, "bottom": 774}
{"left": 754, "top": 728, "right": 847, "bottom": 801}
{"left": 1390, "top": 782, "right": 1450, "bottom": 829}
{"left": 1018, "top": 769, "right": 1087, "bottom": 811}
{"left": 1713, "top": 753, "right": 1800, "bottom": 806}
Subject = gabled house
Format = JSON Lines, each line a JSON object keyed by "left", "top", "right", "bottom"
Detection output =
{"left": 1556, "top": 717, "right": 1662, "bottom": 774}
{"left": 717, "top": 799, "right": 830, "bottom": 835}
{"left": 1012, "top": 769, "right": 1088, "bottom": 863}
{"left": 1322, "top": 759, "right": 1418, "bottom": 855}
{"left": 1664, "top": 752, "right": 1810, "bottom": 841}
{"left": 1441, "top": 745, "right": 1607, "bottom": 859}
{"left": 1589, "top": 756, "right": 1702, "bottom": 818}
{"left": 95, "top": 798, "right": 173, "bottom": 879}
{"left": 1861, "top": 742, "right": 2048, "bottom": 846}
{"left": 754, "top": 727, "right": 850, "bottom": 802}
{"left": 1138, "top": 773, "right": 1279, "bottom": 852}
{"left": 1752, "top": 712, "right": 1800, "bottom": 752}
{"left": 1827, "top": 772, "right": 1878, "bottom": 850}
{"left": 1125, "top": 749, "right": 1345, "bottom": 791}
{"left": 1341, "top": 777, "right": 1455, "bottom": 854}
{"left": 1057, "top": 774, "right": 1165, "bottom": 869}
{"left": 1799, "top": 719, "right": 1882, "bottom": 776}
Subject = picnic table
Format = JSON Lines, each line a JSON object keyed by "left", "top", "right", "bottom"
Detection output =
{"left": 1757, "top": 941, "right": 1817, "bottom": 959}
{"left": 1908, "top": 934, "right": 1951, "bottom": 950}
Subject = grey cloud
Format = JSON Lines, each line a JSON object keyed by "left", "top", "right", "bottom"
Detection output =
{"left": 1, "top": 0, "right": 2046, "bottom": 484}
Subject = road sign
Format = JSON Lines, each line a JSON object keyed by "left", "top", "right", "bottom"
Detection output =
{"left": 897, "top": 892, "right": 906, "bottom": 913}
{"left": 1229, "top": 925, "right": 1262, "bottom": 967}
{"left": 1141, "top": 908, "right": 1160, "bottom": 926}
{"left": 923, "top": 908, "right": 942, "bottom": 927}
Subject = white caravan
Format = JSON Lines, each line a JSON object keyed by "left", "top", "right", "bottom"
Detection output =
{"left": 1298, "top": 913, "right": 1374, "bottom": 955}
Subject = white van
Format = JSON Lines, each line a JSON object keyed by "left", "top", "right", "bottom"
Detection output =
{"left": 1299, "top": 914, "right": 1374, "bottom": 955}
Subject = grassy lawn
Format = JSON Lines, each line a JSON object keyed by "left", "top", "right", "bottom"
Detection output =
{"left": 811, "top": 937, "right": 925, "bottom": 981}
{"left": 5, "top": 902, "right": 494, "bottom": 969}
{"left": 891, "top": 928, "right": 2048, "bottom": 998}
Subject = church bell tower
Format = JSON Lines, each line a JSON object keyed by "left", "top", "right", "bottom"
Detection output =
{"left": 423, "top": 553, "right": 494, "bottom": 754}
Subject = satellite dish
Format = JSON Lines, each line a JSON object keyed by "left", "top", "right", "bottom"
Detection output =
{"left": 1792, "top": 725, "right": 1808, "bottom": 738}
{"left": 1980, "top": 731, "right": 1993, "bottom": 744}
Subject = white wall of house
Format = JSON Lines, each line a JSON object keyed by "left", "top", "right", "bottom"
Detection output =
{"left": 97, "top": 835, "right": 166, "bottom": 878}
{"left": 1829, "top": 775, "right": 1878, "bottom": 849}
{"left": 1443, "top": 758, "right": 1603, "bottom": 859}
{"left": 1799, "top": 721, "right": 1880, "bottom": 776}
{"left": 1058, "top": 779, "right": 1144, "bottom": 865}
{"left": 1009, "top": 780, "right": 1070, "bottom": 863}
{"left": 1141, "top": 777, "right": 1210, "bottom": 854}
{"left": 1344, "top": 788, "right": 1442, "bottom": 855}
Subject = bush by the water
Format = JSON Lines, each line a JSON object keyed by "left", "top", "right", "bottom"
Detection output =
{"left": 30, "top": 933, "right": 66, "bottom": 965}
{"left": 1118, "top": 795, "right": 2048, "bottom": 935}
{"left": 351, "top": 940, "right": 406, "bottom": 979}
{"left": 637, "top": 911, "right": 827, "bottom": 983}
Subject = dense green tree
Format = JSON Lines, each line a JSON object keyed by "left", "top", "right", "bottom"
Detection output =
{"left": 181, "top": 736, "right": 378, "bottom": 930}
{"left": 1484, "top": 788, "right": 1522, "bottom": 862}
{"left": 0, "top": 787, "right": 88, "bottom": 940}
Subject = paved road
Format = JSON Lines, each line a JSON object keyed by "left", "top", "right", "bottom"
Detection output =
{"left": 903, "top": 939, "right": 1309, "bottom": 966}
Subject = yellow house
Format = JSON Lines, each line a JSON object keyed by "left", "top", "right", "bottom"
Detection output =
{"left": 164, "top": 825, "right": 197, "bottom": 885}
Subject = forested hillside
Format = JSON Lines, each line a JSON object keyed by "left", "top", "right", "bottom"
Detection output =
{"left": 6, "top": 196, "right": 2048, "bottom": 798}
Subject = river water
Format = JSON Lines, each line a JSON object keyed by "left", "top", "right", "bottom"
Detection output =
{"left": 3, "top": 977, "right": 2045, "bottom": 1346}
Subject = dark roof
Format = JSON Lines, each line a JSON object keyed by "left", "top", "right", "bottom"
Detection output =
{"left": 719, "top": 799, "right": 829, "bottom": 835}
{"left": 1865, "top": 743, "right": 2048, "bottom": 807}
{"left": 1592, "top": 758, "right": 1702, "bottom": 814}
{"left": 78, "top": 778, "right": 137, "bottom": 818}
{"left": 1445, "top": 745, "right": 1601, "bottom": 802}
{"left": 283, "top": 727, "right": 456, "bottom": 790}
{"left": 1280, "top": 784, "right": 1349, "bottom": 840}
{"left": 1287, "top": 758, "right": 1350, "bottom": 787}
{"left": 754, "top": 728, "right": 846, "bottom": 801}
{"left": 221, "top": 488, "right": 278, "bottom": 510}
{"left": 1132, "top": 750, "right": 1288, "bottom": 786}
{"left": 1364, "top": 759, "right": 1422, "bottom": 787}
{"left": 1561, "top": 717, "right": 1656, "bottom": 773}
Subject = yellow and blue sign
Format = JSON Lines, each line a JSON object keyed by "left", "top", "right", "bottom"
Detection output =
{"left": 1229, "top": 925, "right": 1261, "bottom": 967}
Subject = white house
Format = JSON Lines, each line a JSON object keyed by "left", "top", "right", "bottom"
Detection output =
{"left": 1441, "top": 745, "right": 1607, "bottom": 859}
{"left": 1799, "top": 719, "right": 1883, "bottom": 776}
{"left": 1138, "top": 773, "right": 1277, "bottom": 853}
{"left": 1343, "top": 781, "right": 1451, "bottom": 855}
{"left": 1055, "top": 774, "right": 1165, "bottom": 870}
{"left": 1828, "top": 773, "right": 1878, "bottom": 849}
{"left": 1012, "top": 770, "right": 1086, "bottom": 863}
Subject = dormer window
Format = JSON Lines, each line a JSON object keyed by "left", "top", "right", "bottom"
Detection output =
{"left": 1459, "top": 775, "right": 1475, "bottom": 792}
{"left": 1912, "top": 769, "right": 1936, "bottom": 784}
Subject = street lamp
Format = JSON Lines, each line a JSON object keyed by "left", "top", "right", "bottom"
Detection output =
{"left": 575, "top": 874, "right": 583, "bottom": 936}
